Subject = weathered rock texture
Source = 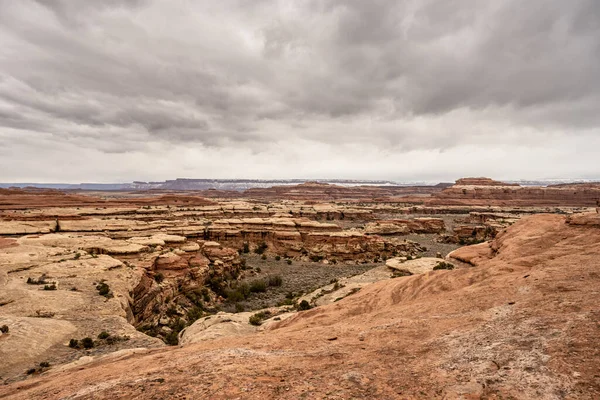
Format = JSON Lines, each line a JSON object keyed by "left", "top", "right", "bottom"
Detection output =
{"left": 431, "top": 178, "right": 600, "bottom": 206}
{"left": 2, "top": 213, "right": 599, "bottom": 399}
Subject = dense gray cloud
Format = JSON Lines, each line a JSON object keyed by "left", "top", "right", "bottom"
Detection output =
{"left": 0, "top": 0, "right": 599, "bottom": 182}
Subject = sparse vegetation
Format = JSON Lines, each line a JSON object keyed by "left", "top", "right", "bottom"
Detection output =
{"left": 267, "top": 275, "right": 283, "bottom": 287}
{"left": 154, "top": 272, "right": 164, "bottom": 283}
{"left": 96, "top": 281, "right": 112, "bottom": 298}
{"left": 249, "top": 310, "right": 271, "bottom": 326}
{"left": 392, "top": 269, "right": 413, "bottom": 278}
{"left": 98, "top": 331, "right": 110, "bottom": 339}
{"left": 69, "top": 338, "right": 79, "bottom": 348}
{"left": 433, "top": 261, "right": 455, "bottom": 270}
{"left": 297, "top": 300, "right": 312, "bottom": 311}
{"left": 43, "top": 283, "right": 57, "bottom": 291}
{"left": 81, "top": 337, "right": 95, "bottom": 349}
{"left": 254, "top": 242, "right": 268, "bottom": 255}
{"left": 0, "top": 325, "right": 8, "bottom": 333}
{"left": 249, "top": 279, "right": 267, "bottom": 293}
{"left": 26, "top": 275, "right": 48, "bottom": 285}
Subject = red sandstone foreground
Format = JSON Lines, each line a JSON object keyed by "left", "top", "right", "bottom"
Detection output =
{"left": 1, "top": 213, "right": 598, "bottom": 399}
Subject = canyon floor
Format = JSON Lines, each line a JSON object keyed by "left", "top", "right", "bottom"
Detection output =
{"left": 1, "top": 179, "right": 599, "bottom": 399}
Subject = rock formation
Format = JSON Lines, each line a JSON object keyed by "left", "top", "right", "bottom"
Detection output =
{"left": 2, "top": 213, "right": 599, "bottom": 398}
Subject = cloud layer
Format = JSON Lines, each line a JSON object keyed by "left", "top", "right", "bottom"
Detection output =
{"left": 1, "top": 0, "right": 599, "bottom": 182}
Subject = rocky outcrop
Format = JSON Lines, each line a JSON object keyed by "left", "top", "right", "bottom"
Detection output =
{"left": 431, "top": 178, "right": 600, "bottom": 206}
{"left": 4, "top": 214, "right": 600, "bottom": 399}
{"left": 364, "top": 218, "right": 445, "bottom": 235}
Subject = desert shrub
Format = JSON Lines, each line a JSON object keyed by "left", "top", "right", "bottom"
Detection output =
{"left": 261, "top": 254, "right": 267, "bottom": 260}
{"left": 105, "top": 335, "right": 130, "bottom": 345}
{"left": 249, "top": 314, "right": 262, "bottom": 326}
{"left": 249, "top": 311, "right": 271, "bottom": 326}
{"left": 186, "top": 306, "right": 203, "bottom": 323}
{"left": 254, "top": 242, "right": 268, "bottom": 255}
{"left": 0, "top": 325, "right": 8, "bottom": 333}
{"left": 154, "top": 272, "right": 164, "bottom": 283}
{"left": 39, "top": 361, "right": 50, "bottom": 368}
{"left": 242, "top": 243, "right": 250, "bottom": 253}
{"left": 309, "top": 255, "right": 323, "bottom": 262}
{"left": 226, "top": 282, "right": 250, "bottom": 302}
{"left": 164, "top": 330, "right": 179, "bottom": 346}
{"left": 26, "top": 368, "right": 36, "bottom": 375}
{"left": 235, "top": 303, "right": 245, "bottom": 312}
{"left": 268, "top": 275, "right": 283, "bottom": 287}
{"left": 81, "top": 337, "right": 94, "bottom": 349}
{"left": 96, "top": 282, "right": 111, "bottom": 297}
{"left": 98, "top": 331, "right": 110, "bottom": 339}
{"left": 69, "top": 338, "right": 79, "bottom": 348}
{"left": 392, "top": 269, "right": 413, "bottom": 278}
{"left": 249, "top": 280, "right": 267, "bottom": 293}
{"left": 406, "top": 255, "right": 413, "bottom": 260}
{"left": 297, "top": 300, "right": 312, "bottom": 311}
{"left": 166, "top": 305, "right": 178, "bottom": 317}
{"left": 433, "top": 262, "right": 455, "bottom": 271}
{"left": 275, "top": 255, "right": 281, "bottom": 261}
{"left": 74, "top": 252, "right": 81, "bottom": 260}
{"left": 200, "top": 287, "right": 211, "bottom": 302}
{"left": 27, "top": 275, "right": 47, "bottom": 285}
{"left": 286, "top": 259, "right": 292, "bottom": 265}
{"left": 43, "top": 284, "right": 57, "bottom": 291}
{"left": 255, "top": 267, "right": 261, "bottom": 273}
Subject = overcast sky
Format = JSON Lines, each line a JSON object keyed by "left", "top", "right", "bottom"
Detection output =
{"left": 1, "top": 0, "right": 599, "bottom": 183}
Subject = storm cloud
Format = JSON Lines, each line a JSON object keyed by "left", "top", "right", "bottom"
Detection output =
{"left": 0, "top": 0, "right": 599, "bottom": 182}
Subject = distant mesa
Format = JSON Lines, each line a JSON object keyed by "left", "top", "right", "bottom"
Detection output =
{"left": 454, "top": 177, "right": 519, "bottom": 186}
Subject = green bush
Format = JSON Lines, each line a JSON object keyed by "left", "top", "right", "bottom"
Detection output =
{"left": 164, "top": 330, "right": 179, "bottom": 346}
{"left": 81, "top": 337, "right": 94, "bottom": 349}
{"left": 98, "top": 331, "right": 110, "bottom": 339}
{"left": 235, "top": 303, "right": 245, "bottom": 312}
{"left": 249, "top": 280, "right": 267, "bottom": 293}
{"left": 254, "top": 242, "right": 268, "bottom": 255}
{"left": 275, "top": 255, "right": 281, "bottom": 261}
{"left": 186, "top": 306, "right": 203, "bottom": 323}
{"left": 286, "top": 259, "right": 292, "bottom": 265}
{"left": 96, "top": 282, "right": 110, "bottom": 297}
{"left": 297, "top": 300, "right": 312, "bottom": 311}
{"left": 249, "top": 311, "right": 271, "bottom": 326}
{"left": 433, "top": 262, "right": 455, "bottom": 271}
{"left": 268, "top": 275, "right": 283, "bottom": 287}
